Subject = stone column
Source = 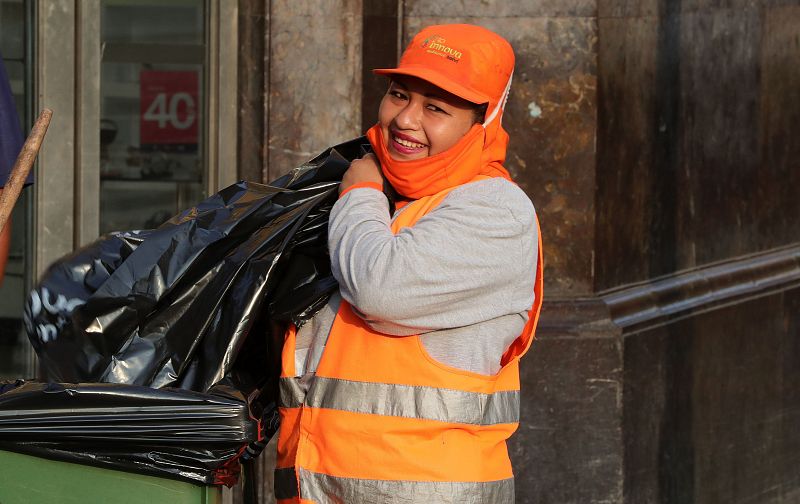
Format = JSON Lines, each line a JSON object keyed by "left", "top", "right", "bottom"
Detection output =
{"left": 266, "top": 0, "right": 363, "bottom": 180}
{"left": 232, "top": 1, "right": 365, "bottom": 501}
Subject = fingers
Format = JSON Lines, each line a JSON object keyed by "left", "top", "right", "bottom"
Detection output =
{"left": 340, "top": 154, "right": 384, "bottom": 194}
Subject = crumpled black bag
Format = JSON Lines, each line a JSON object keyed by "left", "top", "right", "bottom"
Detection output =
{"left": 7, "top": 136, "right": 372, "bottom": 485}
{"left": 0, "top": 380, "right": 257, "bottom": 485}
{"left": 24, "top": 136, "right": 370, "bottom": 394}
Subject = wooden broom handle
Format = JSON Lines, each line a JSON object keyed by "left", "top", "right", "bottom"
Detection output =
{"left": 0, "top": 108, "right": 52, "bottom": 233}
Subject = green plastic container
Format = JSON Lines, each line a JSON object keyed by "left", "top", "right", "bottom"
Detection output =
{"left": 0, "top": 450, "right": 222, "bottom": 504}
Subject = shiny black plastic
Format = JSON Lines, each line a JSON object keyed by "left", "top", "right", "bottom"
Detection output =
{"left": 11, "top": 136, "right": 372, "bottom": 485}
{"left": 0, "top": 380, "right": 257, "bottom": 485}
{"left": 24, "top": 137, "right": 369, "bottom": 395}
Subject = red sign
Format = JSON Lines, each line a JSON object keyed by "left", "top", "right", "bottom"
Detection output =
{"left": 139, "top": 71, "right": 198, "bottom": 147}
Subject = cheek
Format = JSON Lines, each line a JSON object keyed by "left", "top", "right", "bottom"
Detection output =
{"left": 427, "top": 120, "right": 473, "bottom": 156}
{"left": 378, "top": 98, "right": 394, "bottom": 129}
{"left": 377, "top": 100, "right": 392, "bottom": 148}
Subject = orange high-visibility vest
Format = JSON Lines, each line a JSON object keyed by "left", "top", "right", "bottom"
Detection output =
{"left": 275, "top": 181, "right": 544, "bottom": 504}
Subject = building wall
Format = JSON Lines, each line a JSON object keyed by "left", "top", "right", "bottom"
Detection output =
{"left": 237, "top": 0, "right": 364, "bottom": 185}
{"left": 596, "top": 1, "right": 800, "bottom": 290}
{"left": 594, "top": 3, "right": 800, "bottom": 502}
{"left": 623, "top": 286, "right": 800, "bottom": 503}
{"left": 234, "top": 1, "right": 800, "bottom": 502}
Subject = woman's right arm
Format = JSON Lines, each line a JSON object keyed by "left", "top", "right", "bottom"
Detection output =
{"left": 328, "top": 177, "right": 538, "bottom": 336}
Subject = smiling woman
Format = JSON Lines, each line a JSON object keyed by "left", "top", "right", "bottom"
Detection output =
{"left": 274, "top": 24, "right": 543, "bottom": 504}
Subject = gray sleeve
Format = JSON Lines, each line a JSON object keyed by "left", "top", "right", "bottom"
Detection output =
{"left": 328, "top": 178, "right": 538, "bottom": 336}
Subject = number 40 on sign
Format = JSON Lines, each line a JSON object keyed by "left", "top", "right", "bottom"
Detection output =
{"left": 140, "top": 70, "right": 199, "bottom": 146}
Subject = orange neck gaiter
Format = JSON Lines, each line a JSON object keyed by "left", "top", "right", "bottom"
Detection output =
{"left": 366, "top": 123, "right": 511, "bottom": 200}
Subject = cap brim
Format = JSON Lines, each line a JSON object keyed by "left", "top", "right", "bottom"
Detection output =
{"left": 373, "top": 66, "right": 491, "bottom": 106}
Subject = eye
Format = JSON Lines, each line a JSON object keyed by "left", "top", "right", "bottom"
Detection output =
{"left": 426, "top": 104, "right": 449, "bottom": 115}
{"left": 388, "top": 89, "right": 407, "bottom": 100}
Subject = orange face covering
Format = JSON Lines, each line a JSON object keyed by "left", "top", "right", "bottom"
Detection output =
{"left": 365, "top": 119, "right": 512, "bottom": 200}
{"left": 368, "top": 24, "right": 516, "bottom": 199}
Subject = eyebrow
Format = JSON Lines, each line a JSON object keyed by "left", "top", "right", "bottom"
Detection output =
{"left": 390, "top": 81, "right": 448, "bottom": 102}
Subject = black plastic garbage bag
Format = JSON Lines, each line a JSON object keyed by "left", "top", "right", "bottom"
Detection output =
{"left": 24, "top": 137, "right": 371, "bottom": 402}
{"left": 0, "top": 380, "right": 258, "bottom": 485}
{"left": 11, "top": 137, "right": 374, "bottom": 489}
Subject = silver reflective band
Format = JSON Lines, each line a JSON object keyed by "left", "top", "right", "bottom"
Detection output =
{"left": 274, "top": 466, "right": 299, "bottom": 500}
{"left": 279, "top": 376, "right": 305, "bottom": 408}
{"left": 305, "top": 377, "right": 519, "bottom": 425}
{"left": 299, "top": 468, "right": 514, "bottom": 504}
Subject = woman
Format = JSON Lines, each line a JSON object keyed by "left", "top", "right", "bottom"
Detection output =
{"left": 275, "top": 24, "right": 543, "bottom": 503}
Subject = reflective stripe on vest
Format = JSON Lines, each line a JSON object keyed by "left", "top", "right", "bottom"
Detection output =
{"left": 276, "top": 467, "right": 515, "bottom": 503}
{"left": 279, "top": 375, "right": 519, "bottom": 425}
{"left": 279, "top": 375, "right": 305, "bottom": 409}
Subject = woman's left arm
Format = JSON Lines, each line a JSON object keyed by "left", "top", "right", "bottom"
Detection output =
{"left": 329, "top": 178, "right": 537, "bottom": 336}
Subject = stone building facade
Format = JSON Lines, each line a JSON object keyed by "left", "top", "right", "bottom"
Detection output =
{"left": 0, "top": 1, "right": 797, "bottom": 502}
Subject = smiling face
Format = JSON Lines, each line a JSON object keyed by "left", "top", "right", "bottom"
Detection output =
{"left": 378, "top": 76, "right": 481, "bottom": 161}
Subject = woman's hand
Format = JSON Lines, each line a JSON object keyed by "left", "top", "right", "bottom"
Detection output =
{"left": 340, "top": 153, "right": 384, "bottom": 195}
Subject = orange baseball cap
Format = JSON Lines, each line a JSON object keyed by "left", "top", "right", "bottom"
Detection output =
{"left": 373, "top": 24, "right": 515, "bottom": 110}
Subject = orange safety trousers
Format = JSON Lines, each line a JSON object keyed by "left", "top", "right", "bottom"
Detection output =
{"left": 275, "top": 180, "right": 543, "bottom": 503}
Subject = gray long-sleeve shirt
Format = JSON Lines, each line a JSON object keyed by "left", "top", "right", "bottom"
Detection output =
{"left": 295, "top": 176, "right": 538, "bottom": 376}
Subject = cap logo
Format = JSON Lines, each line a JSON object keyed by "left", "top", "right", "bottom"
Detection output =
{"left": 421, "top": 35, "right": 462, "bottom": 63}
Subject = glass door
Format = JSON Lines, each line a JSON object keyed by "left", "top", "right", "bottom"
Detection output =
{"left": 99, "top": 0, "right": 206, "bottom": 233}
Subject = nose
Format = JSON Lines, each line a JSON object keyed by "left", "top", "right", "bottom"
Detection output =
{"left": 393, "top": 99, "right": 422, "bottom": 130}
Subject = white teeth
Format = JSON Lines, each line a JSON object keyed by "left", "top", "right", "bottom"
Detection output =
{"left": 393, "top": 136, "right": 425, "bottom": 149}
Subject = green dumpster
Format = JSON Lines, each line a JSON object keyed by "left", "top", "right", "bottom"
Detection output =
{"left": 0, "top": 381, "right": 259, "bottom": 502}
{"left": 0, "top": 450, "right": 222, "bottom": 504}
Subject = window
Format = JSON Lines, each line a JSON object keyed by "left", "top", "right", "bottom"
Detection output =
{"left": 99, "top": 0, "right": 206, "bottom": 233}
